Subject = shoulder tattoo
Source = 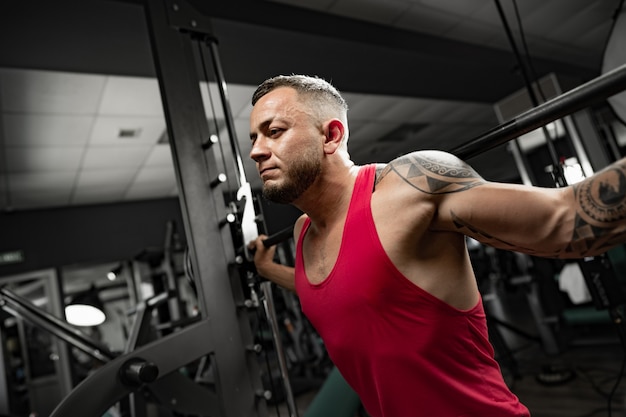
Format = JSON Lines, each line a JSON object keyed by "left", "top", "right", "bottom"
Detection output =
{"left": 376, "top": 152, "right": 485, "bottom": 194}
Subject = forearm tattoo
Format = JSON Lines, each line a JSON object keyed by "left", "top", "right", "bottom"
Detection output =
{"left": 452, "top": 162, "right": 626, "bottom": 257}
{"left": 568, "top": 165, "right": 626, "bottom": 255}
{"left": 376, "top": 152, "right": 485, "bottom": 193}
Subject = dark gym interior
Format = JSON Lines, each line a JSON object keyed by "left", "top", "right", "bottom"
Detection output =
{"left": 1, "top": 0, "right": 626, "bottom": 416}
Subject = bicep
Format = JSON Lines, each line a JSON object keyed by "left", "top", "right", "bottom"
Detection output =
{"left": 385, "top": 150, "right": 576, "bottom": 257}
{"left": 433, "top": 183, "right": 574, "bottom": 256}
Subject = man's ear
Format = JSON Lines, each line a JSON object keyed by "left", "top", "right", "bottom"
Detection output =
{"left": 323, "top": 119, "right": 345, "bottom": 154}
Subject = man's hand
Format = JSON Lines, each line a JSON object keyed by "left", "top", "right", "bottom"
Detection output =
{"left": 247, "top": 235, "right": 296, "bottom": 291}
{"left": 248, "top": 234, "right": 276, "bottom": 276}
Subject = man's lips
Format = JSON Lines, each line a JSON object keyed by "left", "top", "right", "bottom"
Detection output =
{"left": 259, "top": 167, "right": 278, "bottom": 179}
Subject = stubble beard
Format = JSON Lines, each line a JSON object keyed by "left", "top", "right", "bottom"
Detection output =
{"left": 262, "top": 152, "right": 321, "bottom": 204}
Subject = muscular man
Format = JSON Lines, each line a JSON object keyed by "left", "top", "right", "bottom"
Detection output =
{"left": 247, "top": 74, "right": 626, "bottom": 417}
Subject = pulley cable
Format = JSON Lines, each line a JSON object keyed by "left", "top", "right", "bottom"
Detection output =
{"left": 195, "top": 39, "right": 238, "bottom": 199}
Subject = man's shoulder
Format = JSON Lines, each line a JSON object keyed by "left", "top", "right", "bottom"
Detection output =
{"left": 374, "top": 150, "right": 484, "bottom": 194}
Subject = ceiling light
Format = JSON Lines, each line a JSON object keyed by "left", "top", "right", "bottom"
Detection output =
{"left": 65, "top": 285, "right": 106, "bottom": 327}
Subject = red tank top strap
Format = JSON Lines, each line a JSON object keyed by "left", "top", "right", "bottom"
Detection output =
{"left": 350, "top": 164, "right": 376, "bottom": 212}
{"left": 295, "top": 164, "right": 375, "bottom": 288}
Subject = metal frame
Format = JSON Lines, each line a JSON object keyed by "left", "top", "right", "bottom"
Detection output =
{"left": 0, "top": 269, "right": 73, "bottom": 416}
{"left": 50, "top": 319, "right": 219, "bottom": 416}
{"left": 143, "top": 0, "right": 266, "bottom": 415}
{"left": 2, "top": 1, "right": 284, "bottom": 415}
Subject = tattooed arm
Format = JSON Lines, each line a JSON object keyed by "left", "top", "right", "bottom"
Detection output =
{"left": 381, "top": 150, "right": 626, "bottom": 259}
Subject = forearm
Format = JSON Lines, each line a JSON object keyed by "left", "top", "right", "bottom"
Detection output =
{"left": 257, "top": 262, "right": 296, "bottom": 292}
{"left": 489, "top": 158, "right": 626, "bottom": 258}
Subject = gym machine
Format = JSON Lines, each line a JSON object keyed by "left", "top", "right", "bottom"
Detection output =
{"left": 2, "top": 1, "right": 626, "bottom": 415}
{"left": 1, "top": 0, "right": 304, "bottom": 415}
{"left": 490, "top": 0, "right": 626, "bottom": 360}
{"left": 39, "top": 0, "right": 299, "bottom": 416}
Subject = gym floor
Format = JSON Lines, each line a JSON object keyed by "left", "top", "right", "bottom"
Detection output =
{"left": 511, "top": 338, "right": 626, "bottom": 417}
{"left": 486, "top": 274, "right": 626, "bottom": 417}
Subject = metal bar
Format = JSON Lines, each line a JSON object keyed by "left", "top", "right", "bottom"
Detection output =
{"left": 263, "top": 226, "right": 295, "bottom": 248}
{"left": 123, "top": 301, "right": 152, "bottom": 353}
{"left": 202, "top": 38, "right": 259, "bottom": 260}
{"left": 451, "top": 63, "right": 626, "bottom": 160}
{"left": 260, "top": 281, "right": 299, "bottom": 417}
{"left": 0, "top": 287, "right": 115, "bottom": 362}
{"left": 206, "top": 39, "right": 248, "bottom": 188}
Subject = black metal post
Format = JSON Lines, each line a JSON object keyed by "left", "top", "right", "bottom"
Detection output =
{"left": 451, "top": 63, "right": 626, "bottom": 160}
{"left": 143, "top": 0, "right": 267, "bottom": 416}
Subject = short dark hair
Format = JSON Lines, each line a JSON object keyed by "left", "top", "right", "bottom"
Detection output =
{"left": 251, "top": 74, "right": 348, "bottom": 114}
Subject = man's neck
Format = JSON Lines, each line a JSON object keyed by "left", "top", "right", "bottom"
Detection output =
{"left": 293, "top": 164, "right": 360, "bottom": 230}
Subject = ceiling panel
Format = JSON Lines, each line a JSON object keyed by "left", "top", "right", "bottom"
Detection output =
{"left": 547, "top": 2, "right": 610, "bottom": 40}
{"left": 375, "top": 97, "right": 441, "bottom": 123}
{"left": 143, "top": 144, "right": 174, "bottom": 167}
{"left": 88, "top": 116, "right": 165, "bottom": 146}
{"left": 98, "top": 76, "right": 164, "bottom": 117}
{"left": 0, "top": 68, "right": 106, "bottom": 114}
{"left": 3, "top": 114, "right": 95, "bottom": 146}
{"left": 72, "top": 168, "right": 136, "bottom": 204}
{"left": 75, "top": 168, "right": 136, "bottom": 189}
{"left": 81, "top": 145, "right": 152, "bottom": 169}
{"left": 444, "top": 17, "right": 502, "bottom": 46}
{"left": 344, "top": 94, "right": 406, "bottom": 122}
{"left": 523, "top": 1, "right": 588, "bottom": 36}
{"left": 6, "top": 147, "right": 84, "bottom": 172}
{"left": 395, "top": 4, "right": 459, "bottom": 35}
{"left": 406, "top": 100, "right": 464, "bottom": 123}
{"left": 124, "top": 166, "right": 177, "bottom": 200}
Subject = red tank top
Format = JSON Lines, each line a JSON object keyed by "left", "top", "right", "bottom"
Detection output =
{"left": 295, "top": 165, "right": 529, "bottom": 417}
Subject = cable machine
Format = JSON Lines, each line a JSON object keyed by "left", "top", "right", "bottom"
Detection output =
{"left": 45, "top": 0, "right": 293, "bottom": 415}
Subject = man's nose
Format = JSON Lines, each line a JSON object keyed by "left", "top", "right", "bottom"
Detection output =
{"left": 249, "top": 138, "right": 269, "bottom": 163}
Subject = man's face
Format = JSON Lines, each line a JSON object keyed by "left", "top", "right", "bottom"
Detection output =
{"left": 249, "top": 87, "right": 323, "bottom": 204}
